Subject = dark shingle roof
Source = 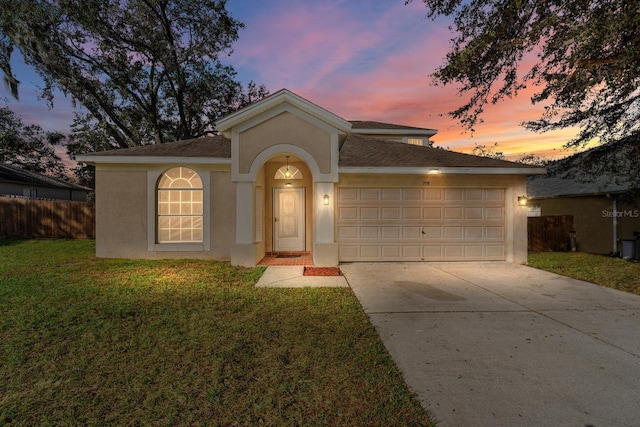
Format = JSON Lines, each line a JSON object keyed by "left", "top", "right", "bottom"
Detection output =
{"left": 78, "top": 135, "right": 231, "bottom": 158}
{"left": 527, "top": 174, "right": 629, "bottom": 198}
{"left": 349, "top": 120, "right": 436, "bottom": 133}
{"left": 527, "top": 140, "right": 640, "bottom": 198}
{"left": 0, "top": 163, "right": 91, "bottom": 191}
{"left": 527, "top": 143, "right": 638, "bottom": 198}
{"left": 339, "top": 134, "right": 536, "bottom": 168}
{"left": 78, "top": 126, "right": 539, "bottom": 171}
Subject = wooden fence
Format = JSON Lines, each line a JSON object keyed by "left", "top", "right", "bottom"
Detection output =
{"left": 0, "top": 196, "right": 95, "bottom": 239}
{"left": 528, "top": 215, "right": 574, "bottom": 252}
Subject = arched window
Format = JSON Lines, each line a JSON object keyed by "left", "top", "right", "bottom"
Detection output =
{"left": 157, "top": 167, "right": 203, "bottom": 243}
{"left": 274, "top": 165, "right": 303, "bottom": 180}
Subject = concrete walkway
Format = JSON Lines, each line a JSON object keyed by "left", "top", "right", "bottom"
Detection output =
{"left": 340, "top": 262, "right": 640, "bottom": 427}
{"left": 255, "top": 266, "right": 348, "bottom": 288}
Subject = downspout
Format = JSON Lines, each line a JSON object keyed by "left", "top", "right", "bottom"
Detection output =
{"left": 608, "top": 194, "right": 618, "bottom": 255}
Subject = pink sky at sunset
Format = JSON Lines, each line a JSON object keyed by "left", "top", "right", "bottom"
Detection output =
{"left": 224, "top": 0, "right": 582, "bottom": 161}
{"left": 1, "top": 0, "right": 583, "bottom": 161}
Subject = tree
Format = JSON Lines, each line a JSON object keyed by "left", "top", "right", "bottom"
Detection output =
{"left": 65, "top": 112, "right": 113, "bottom": 188}
{"left": 470, "top": 142, "right": 505, "bottom": 160}
{"left": 470, "top": 143, "right": 551, "bottom": 166}
{"left": 516, "top": 153, "right": 549, "bottom": 166}
{"left": 0, "top": 0, "right": 268, "bottom": 150}
{"left": 65, "top": 80, "right": 269, "bottom": 187}
{"left": 409, "top": 0, "right": 640, "bottom": 162}
{"left": 0, "top": 106, "right": 67, "bottom": 179}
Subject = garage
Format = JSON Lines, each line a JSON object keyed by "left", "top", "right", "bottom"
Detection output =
{"left": 337, "top": 187, "right": 506, "bottom": 261}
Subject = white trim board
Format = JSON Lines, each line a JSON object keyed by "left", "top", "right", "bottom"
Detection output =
{"left": 339, "top": 166, "right": 547, "bottom": 175}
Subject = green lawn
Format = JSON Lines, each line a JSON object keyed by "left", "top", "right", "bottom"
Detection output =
{"left": 528, "top": 251, "right": 640, "bottom": 295}
{"left": 0, "top": 239, "right": 435, "bottom": 426}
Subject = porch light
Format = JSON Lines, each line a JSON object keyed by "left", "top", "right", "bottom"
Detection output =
{"left": 284, "top": 155, "right": 292, "bottom": 179}
{"left": 323, "top": 194, "right": 330, "bottom": 205}
{"left": 518, "top": 196, "right": 527, "bottom": 206}
{"left": 285, "top": 182, "right": 292, "bottom": 187}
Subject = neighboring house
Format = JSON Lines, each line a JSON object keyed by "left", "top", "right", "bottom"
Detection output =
{"left": 0, "top": 163, "right": 92, "bottom": 202}
{"left": 76, "top": 89, "right": 545, "bottom": 266}
{"left": 527, "top": 149, "right": 640, "bottom": 255}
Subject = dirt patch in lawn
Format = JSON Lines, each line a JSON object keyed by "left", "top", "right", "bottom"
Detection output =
{"left": 304, "top": 266, "right": 343, "bottom": 276}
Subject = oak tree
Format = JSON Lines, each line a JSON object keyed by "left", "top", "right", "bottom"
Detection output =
{"left": 411, "top": 0, "right": 640, "bottom": 182}
{"left": 0, "top": 0, "right": 267, "bottom": 150}
{"left": 0, "top": 106, "right": 67, "bottom": 179}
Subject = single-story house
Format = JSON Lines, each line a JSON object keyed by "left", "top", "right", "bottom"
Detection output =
{"left": 0, "top": 162, "right": 92, "bottom": 202}
{"left": 76, "top": 89, "right": 545, "bottom": 266}
{"left": 527, "top": 150, "right": 640, "bottom": 256}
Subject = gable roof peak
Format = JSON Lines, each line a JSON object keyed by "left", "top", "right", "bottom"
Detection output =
{"left": 215, "top": 88, "right": 352, "bottom": 136}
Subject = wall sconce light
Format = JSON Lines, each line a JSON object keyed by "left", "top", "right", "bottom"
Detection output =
{"left": 323, "top": 194, "right": 330, "bottom": 206}
{"left": 518, "top": 196, "right": 527, "bottom": 206}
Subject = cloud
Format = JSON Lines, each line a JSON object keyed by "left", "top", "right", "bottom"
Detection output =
{"left": 2, "top": 87, "right": 76, "bottom": 134}
{"left": 3, "top": 0, "right": 582, "bottom": 162}
{"left": 226, "top": 0, "right": 581, "bottom": 160}
{"left": 230, "top": 1, "right": 446, "bottom": 91}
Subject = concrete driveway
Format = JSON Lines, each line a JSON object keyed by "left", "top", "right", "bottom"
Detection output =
{"left": 340, "top": 262, "right": 640, "bottom": 427}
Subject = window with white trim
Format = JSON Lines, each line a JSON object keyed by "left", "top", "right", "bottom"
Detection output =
{"left": 274, "top": 165, "right": 303, "bottom": 180}
{"left": 407, "top": 138, "right": 425, "bottom": 146}
{"left": 157, "top": 167, "right": 203, "bottom": 243}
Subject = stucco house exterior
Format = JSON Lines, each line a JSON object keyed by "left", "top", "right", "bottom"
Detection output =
{"left": 527, "top": 151, "right": 640, "bottom": 256}
{"left": 0, "top": 162, "right": 91, "bottom": 201}
{"left": 77, "top": 89, "right": 545, "bottom": 266}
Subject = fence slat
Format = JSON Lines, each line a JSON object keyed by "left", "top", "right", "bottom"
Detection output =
{"left": 0, "top": 196, "right": 95, "bottom": 239}
{"left": 527, "top": 215, "right": 574, "bottom": 252}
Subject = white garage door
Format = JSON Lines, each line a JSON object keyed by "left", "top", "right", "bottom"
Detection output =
{"left": 337, "top": 187, "right": 505, "bottom": 261}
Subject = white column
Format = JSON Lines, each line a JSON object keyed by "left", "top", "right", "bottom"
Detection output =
{"left": 313, "top": 181, "right": 338, "bottom": 266}
{"left": 236, "top": 181, "right": 254, "bottom": 244}
{"left": 315, "top": 182, "right": 334, "bottom": 243}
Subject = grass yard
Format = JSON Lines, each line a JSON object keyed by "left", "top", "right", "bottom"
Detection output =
{"left": 0, "top": 239, "right": 435, "bottom": 426}
{"left": 528, "top": 251, "right": 640, "bottom": 296}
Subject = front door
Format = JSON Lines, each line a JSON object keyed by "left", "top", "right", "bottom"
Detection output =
{"left": 274, "top": 187, "right": 305, "bottom": 251}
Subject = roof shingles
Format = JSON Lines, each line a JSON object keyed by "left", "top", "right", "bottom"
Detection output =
{"left": 349, "top": 120, "right": 436, "bottom": 133}
{"left": 339, "top": 134, "right": 535, "bottom": 168}
{"left": 78, "top": 135, "right": 231, "bottom": 158}
{"left": 78, "top": 125, "right": 538, "bottom": 171}
{"left": 0, "top": 163, "right": 91, "bottom": 191}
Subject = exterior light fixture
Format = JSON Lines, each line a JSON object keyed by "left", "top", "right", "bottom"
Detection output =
{"left": 323, "top": 194, "right": 330, "bottom": 205}
{"left": 284, "top": 155, "right": 292, "bottom": 179}
{"left": 518, "top": 196, "right": 527, "bottom": 206}
{"left": 285, "top": 182, "right": 292, "bottom": 187}
{"left": 427, "top": 168, "right": 440, "bottom": 175}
